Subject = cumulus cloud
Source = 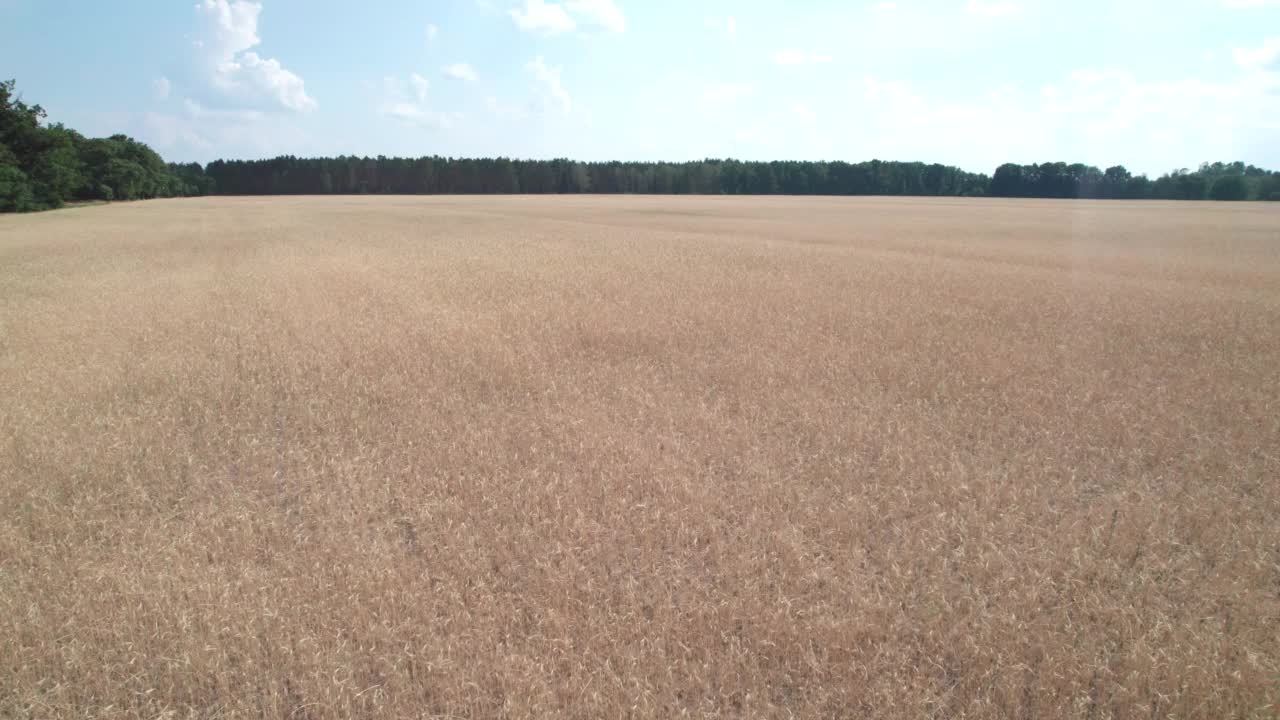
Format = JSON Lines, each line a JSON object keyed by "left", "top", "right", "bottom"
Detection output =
{"left": 194, "top": 0, "right": 316, "bottom": 112}
{"left": 772, "top": 49, "right": 834, "bottom": 66}
{"left": 195, "top": 0, "right": 260, "bottom": 60}
{"left": 509, "top": 0, "right": 625, "bottom": 35}
{"left": 220, "top": 52, "right": 315, "bottom": 111}
{"left": 135, "top": 1, "right": 313, "bottom": 159}
{"left": 379, "top": 74, "right": 460, "bottom": 129}
{"left": 527, "top": 56, "right": 572, "bottom": 114}
{"left": 443, "top": 62, "right": 479, "bottom": 82}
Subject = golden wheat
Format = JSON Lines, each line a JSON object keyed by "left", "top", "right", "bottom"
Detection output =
{"left": 1, "top": 196, "right": 1278, "bottom": 718}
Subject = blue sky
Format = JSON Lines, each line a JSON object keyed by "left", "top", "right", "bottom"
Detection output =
{"left": 2, "top": 0, "right": 1278, "bottom": 175}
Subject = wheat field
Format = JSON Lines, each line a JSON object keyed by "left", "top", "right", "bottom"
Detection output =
{"left": 1, "top": 196, "right": 1278, "bottom": 718}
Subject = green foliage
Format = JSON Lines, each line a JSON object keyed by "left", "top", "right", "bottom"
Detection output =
{"left": 989, "top": 161, "right": 1276, "bottom": 201}
{"left": 1259, "top": 175, "right": 1280, "bottom": 201}
{"left": 203, "top": 156, "right": 993, "bottom": 198}
{"left": 1209, "top": 175, "right": 1249, "bottom": 201}
{"left": 0, "top": 158, "right": 35, "bottom": 212}
{"left": 199, "top": 156, "right": 1274, "bottom": 201}
{"left": 1, "top": 79, "right": 205, "bottom": 212}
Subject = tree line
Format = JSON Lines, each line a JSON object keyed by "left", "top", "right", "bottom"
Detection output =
{"left": 4, "top": 79, "right": 1278, "bottom": 212}
{"left": 197, "top": 156, "right": 1280, "bottom": 201}
{"left": 203, "top": 156, "right": 992, "bottom": 198}
{"left": 990, "top": 161, "right": 1279, "bottom": 201}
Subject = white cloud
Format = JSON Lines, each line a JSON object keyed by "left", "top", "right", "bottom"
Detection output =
{"left": 443, "top": 62, "right": 479, "bottom": 82}
{"left": 1234, "top": 37, "right": 1280, "bottom": 72}
{"left": 195, "top": 0, "right": 260, "bottom": 59}
{"left": 426, "top": 23, "right": 439, "bottom": 41}
{"left": 194, "top": 0, "right": 315, "bottom": 112}
{"left": 218, "top": 52, "right": 316, "bottom": 112}
{"left": 153, "top": 77, "right": 171, "bottom": 101}
{"left": 382, "top": 104, "right": 460, "bottom": 129}
{"left": 965, "top": 0, "right": 1022, "bottom": 17}
{"left": 509, "top": 0, "right": 625, "bottom": 35}
{"left": 410, "top": 73, "right": 429, "bottom": 103}
{"left": 527, "top": 56, "right": 572, "bottom": 114}
{"left": 704, "top": 15, "right": 737, "bottom": 40}
{"left": 565, "top": 0, "right": 626, "bottom": 32}
{"left": 510, "top": 0, "right": 577, "bottom": 34}
{"left": 772, "top": 49, "right": 834, "bottom": 66}
{"left": 182, "top": 97, "right": 262, "bottom": 123}
{"left": 379, "top": 75, "right": 460, "bottom": 129}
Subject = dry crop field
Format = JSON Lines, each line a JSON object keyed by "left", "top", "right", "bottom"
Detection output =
{"left": 2, "top": 195, "right": 1279, "bottom": 719}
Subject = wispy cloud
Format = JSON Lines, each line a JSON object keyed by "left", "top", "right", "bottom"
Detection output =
{"left": 379, "top": 74, "right": 459, "bottom": 129}
{"left": 790, "top": 102, "right": 817, "bottom": 123}
{"left": 527, "top": 56, "right": 572, "bottom": 114}
{"left": 409, "top": 73, "right": 429, "bottom": 103}
{"left": 510, "top": 0, "right": 577, "bottom": 34}
{"left": 509, "top": 0, "right": 626, "bottom": 35}
{"left": 443, "top": 63, "right": 479, "bottom": 82}
{"left": 566, "top": 0, "right": 625, "bottom": 32}
{"left": 1234, "top": 37, "right": 1280, "bottom": 71}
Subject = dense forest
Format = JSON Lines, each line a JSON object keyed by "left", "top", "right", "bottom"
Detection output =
{"left": 203, "top": 156, "right": 991, "bottom": 197}
{"left": 3, "top": 79, "right": 1278, "bottom": 212}
{"left": 202, "top": 156, "right": 1280, "bottom": 201}
{"left": 990, "top": 161, "right": 1280, "bottom": 201}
